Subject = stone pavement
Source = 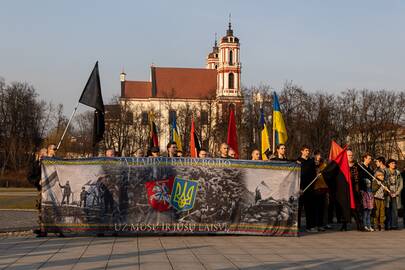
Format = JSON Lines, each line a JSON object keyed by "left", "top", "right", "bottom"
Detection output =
{"left": 0, "top": 210, "right": 37, "bottom": 233}
{"left": 1, "top": 230, "right": 405, "bottom": 270}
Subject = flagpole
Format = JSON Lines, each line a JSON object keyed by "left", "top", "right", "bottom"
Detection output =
{"left": 272, "top": 93, "right": 275, "bottom": 152}
{"left": 302, "top": 173, "right": 322, "bottom": 193}
{"left": 272, "top": 118, "right": 275, "bottom": 153}
{"left": 56, "top": 102, "right": 80, "bottom": 151}
{"left": 357, "top": 163, "right": 391, "bottom": 194}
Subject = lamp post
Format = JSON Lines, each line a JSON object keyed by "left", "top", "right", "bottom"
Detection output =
{"left": 253, "top": 92, "right": 263, "bottom": 147}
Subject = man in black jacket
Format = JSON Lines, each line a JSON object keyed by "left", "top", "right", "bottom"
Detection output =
{"left": 27, "top": 148, "right": 48, "bottom": 191}
{"left": 297, "top": 145, "right": 318, "bottom": 232}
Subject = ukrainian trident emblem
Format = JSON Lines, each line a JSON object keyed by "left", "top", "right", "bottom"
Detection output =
{"left": 170, "top": 178, "right": 198, "bottom": 211}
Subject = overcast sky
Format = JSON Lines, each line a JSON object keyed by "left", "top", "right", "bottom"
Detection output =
{"left": 1, "top": 0, "right": 404, "bottom": 114}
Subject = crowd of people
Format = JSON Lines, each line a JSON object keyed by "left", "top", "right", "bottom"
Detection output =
{"left": 292, "top": 146, "right": 404, "bottom": 233}
{"left": 29, "top": 141, "right": 405, "bottom": 234}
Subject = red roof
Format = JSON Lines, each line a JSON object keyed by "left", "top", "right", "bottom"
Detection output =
{"left": 122, "top": 67, "right": 217, "bottom": 99}
{"left": 122, "top": 81, "right": 151, "bottom": 98}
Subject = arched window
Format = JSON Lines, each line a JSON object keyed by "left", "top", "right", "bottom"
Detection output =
{"left": 229, "top": 50, "right": 233, "bottom": 65}
{"left": 228, "top": 73, "right": 234, "bottom": 89}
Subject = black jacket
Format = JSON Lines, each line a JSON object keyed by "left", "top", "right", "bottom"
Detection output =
{"left": 358, "top": 163, "right": 373, "bottom": 192}
{"left": 297, "top": 157, "right": 317, "bottom": 191}
{"left": 27, "top": 154, "right": 41, "bottom": 191}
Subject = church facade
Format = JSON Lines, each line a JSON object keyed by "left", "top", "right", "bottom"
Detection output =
{"left": 118, "top": 22, "right": 243, "bottom": 154}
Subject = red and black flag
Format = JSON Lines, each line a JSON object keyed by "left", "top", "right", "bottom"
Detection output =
{"left": 78, "top": 61, "right": 105, "bottom": 147}
{"left": 148, "top": 112, "right": 159, "bottom": 149}
{"left": 226, "top": 107, "right": 239, "bottom": 159}
{"left": 328, "top": 140, "right": 343, "bottom": 161}
{"left": 189, "top": 118, "right": 201, "bottom": 158}
{"left": 322, "top": 146, "right": 355, "bottom": 222}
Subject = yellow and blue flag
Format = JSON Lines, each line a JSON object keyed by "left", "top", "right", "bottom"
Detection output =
{"left": 259, "top": 109, "right": 271, "bottom": 160}
{"left": 170, "top": 117, "right": 183, "bottom": 152}
{"left": 273, "top": 92, "right": 288, "bottom": 145}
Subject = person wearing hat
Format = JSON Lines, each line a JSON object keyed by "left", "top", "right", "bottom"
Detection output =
{"left": 385, "top": 159, "right": 403, "bottom": 230}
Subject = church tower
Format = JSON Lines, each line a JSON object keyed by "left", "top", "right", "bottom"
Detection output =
{"left": 217, "top": 18, "right": 241, "bottom": 98}
{"left": 206, "top": 34, "right": 219, "bottom": 70}
{"left": 215, "top": 17, "right": 243, "bottom": 125}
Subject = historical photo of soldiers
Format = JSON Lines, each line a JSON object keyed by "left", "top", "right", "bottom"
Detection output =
{"left": 59, "top": 180, "right": 72, "bottom": 205}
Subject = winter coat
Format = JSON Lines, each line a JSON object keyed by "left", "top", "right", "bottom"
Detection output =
{"left": 385, "top": 169, "right": 403, "bottom": 209}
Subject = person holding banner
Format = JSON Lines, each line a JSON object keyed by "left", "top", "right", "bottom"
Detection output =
{"left": 29, "top": 147, "right": 48, "bottom": 237}
{"left": 47, "top": 144, "right": 56, "bottom": 158}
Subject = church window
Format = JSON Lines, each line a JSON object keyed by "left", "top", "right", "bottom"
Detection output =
{"left": 228, "top": 73, "right": 234, "bottom": 89}
{"left": 125, "top": 111, "right": 133, "bottom": 125}
{"left": 168, "top": 110, "right": 176, "bottom": 124}
{"left": 229, "top": 50, "right": 233, "bottom": 65}
{"left": 141, "top": 111, "right": 148, "bottom": 125}
{"left": 200, "top": 111, "right": 208, "bottom": 125}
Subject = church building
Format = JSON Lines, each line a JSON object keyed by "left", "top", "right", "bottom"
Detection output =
{"left": 118, "top": 22, "right": 243, "bottom": 153}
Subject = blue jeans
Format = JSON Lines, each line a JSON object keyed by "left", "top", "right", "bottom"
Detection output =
{"left": 363, "top": 209, "right": 371, "bottom": 228}
{"left": 386, "top": 199, "right": 398, "bottom": 229}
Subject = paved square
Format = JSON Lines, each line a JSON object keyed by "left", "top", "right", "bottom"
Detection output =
{"left": 1, "top": 230, "right": 405, "bottom": 269}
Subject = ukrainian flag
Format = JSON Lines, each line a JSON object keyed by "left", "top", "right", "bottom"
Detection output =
{"left": 260, "top": 108, "right": 271, "bottom": 160}
{"left": 170, "top": 118, "right": 183, "bottom": 152}
{"left": 273, "top": 92, "right": 288, "bottom": 145}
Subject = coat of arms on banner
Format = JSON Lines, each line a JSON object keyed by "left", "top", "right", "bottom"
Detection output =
{"left": 145, "top": 177, "right": 174, "bottom": 212}
{"left": 170, "top": 177, "right": 198, "bottom": 211}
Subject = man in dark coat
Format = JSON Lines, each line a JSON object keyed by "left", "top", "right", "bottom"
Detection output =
{"left": 297, "top": 145, "right": 318, "bottom": 232}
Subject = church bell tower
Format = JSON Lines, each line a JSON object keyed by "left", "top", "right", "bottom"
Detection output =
{"left": 215, "top": 17, "right": 243, "bottom": 124}
{"left": 217, "top": 17, "right": 241, "bottom": 98}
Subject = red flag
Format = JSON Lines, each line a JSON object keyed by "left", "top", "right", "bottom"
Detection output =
{"left": 328, "top": 140, "right": 343, "bottom": 161}
{"left": 189, "top": 118, "right": 201, "bottom": 158}
{"left": 145, "top": 177, "right": 174, "bottom": 212}
{"left": 226, "top": 108, "right": 239, "bottom": 158}
{"left": 323, "top": 146, "right": 355, "bottom": 222}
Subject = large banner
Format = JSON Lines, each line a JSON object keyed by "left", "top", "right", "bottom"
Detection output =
{"left": 41, "top": 157, "right": 300, "bottom": 236}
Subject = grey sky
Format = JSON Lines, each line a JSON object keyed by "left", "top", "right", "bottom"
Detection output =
{"left": 1, "top": 1, "right": 404, "bottom": 114}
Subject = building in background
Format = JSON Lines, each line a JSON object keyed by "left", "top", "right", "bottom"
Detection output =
{"left": 115, "top": 21, "right": 243, "bottom": 154}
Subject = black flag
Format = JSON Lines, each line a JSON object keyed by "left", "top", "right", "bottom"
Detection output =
{"left": 79, "top": 62, "right": 105, "bottom": 146}
{"left": 322, "top": 147, "right": 355, "bottom": 222}
{"left": 79, "top": 62, "right": 104, "bottom": 112}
